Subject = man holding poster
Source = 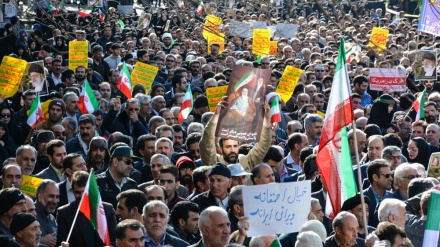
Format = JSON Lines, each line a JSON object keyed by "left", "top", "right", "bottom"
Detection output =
{"left": 200, "top": 66, "right": 272, "bottom": 172}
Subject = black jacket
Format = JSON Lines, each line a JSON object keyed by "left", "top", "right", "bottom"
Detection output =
{"left": 96, "top": 169, "right": 138, "bottom": 209}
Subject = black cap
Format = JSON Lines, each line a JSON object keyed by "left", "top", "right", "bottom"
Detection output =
{"left": 111, "top": 146, "right": 142, "bottom": 161}
{"left": 10, "top": 213, "right": 38, "bottom": 236}
{"left": 0, "top": 189, "right": 25, "bottom": 216}
{"left": 341, "top": 194, "right": 370, "bottom": 211}
{"left": 209, "top": 162, "right": 231, "bottom": 178}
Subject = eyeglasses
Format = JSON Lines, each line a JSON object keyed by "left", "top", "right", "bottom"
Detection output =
{"left": 402, "top": 175, "right": 420, "bottom": 180}
{"left": 166, "top": 59, "right": 175, "bottom": 62}
{"left": 316, "top": 70, "right": 324, "bottom": 72}
{"left": 128, "top": 107, "right": 139, "bottom": 112}
{"left": 119, "top": 159, "right": 133, "bottom": 166}
{"left": 293, "top": 129, "right": 302, "bottom": 133}
{"left": 380, "top": 173, "right": 392, "bottom": 179}
{"left": 54, "top": 131, "right": 66, "bottom": 136}
{"left": 0, "top": 114, "right": 10, "bottom": 118}
{"left": 407, "top": 148, "right": 418, "bottom": 153}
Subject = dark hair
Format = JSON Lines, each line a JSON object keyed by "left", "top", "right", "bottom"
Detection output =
{"left": 383, "top": 133, "right": 402, "bottom": 148}
{"left": 116, "top": 219, "right": 146, "bottom": 240}
{"left": 375, "top": 222, "right": 406, "bottom": 245}
{"left": 263, "top": 146, "right": 283, "bottom": 163}
{"left": 46, "top": 139, "right": 65, "bottom": 156}
{"left": 300, "top": 147, "right": 314, "bottom": 163}
{"left": 353, "top": 75, "right": 368, "bottom": 87}
{"left": 364, "top": 124, "right": 382, "bottom": 139}
{"left": 71, "top": 171, "right": 89, "bottom": 188}
{"left": 192, "top": 166, "right": 211, "bottom": 190}
{"left": 116, "top": 189, "right": 147, "bottom": 215}
{"left": 136, "top": 134, "right": 157, "bottom": 152}
{"left": 170, "top": 201, "right": 200, "bottom": 228}
{"left": 172, "top": 75, "right": 186, "bottom": 89}
{"left": 408, "top": 178, "right": 434, "bottom": 198}
{"left": 287, "top": 133, "right": 305, "bottom": 150}
{"left": 186, "top": 132, "right": 201, "bottom": 146}
{"left": 160, "top": 165, "right": 179, "bottom": 182}
{"left": 63, "top": 153, "right": 82, "bottom": 171}
{"left": 367, "top": 159, "right": 390, "bottom": 183}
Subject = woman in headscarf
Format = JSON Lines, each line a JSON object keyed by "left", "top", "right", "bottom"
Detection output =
{"left": 52, "top": 35, "right": 68, "bottom": 60}
{"left": 15, "top": 43, "right": 33, "bottom": 62}
{"left": 367, "top": 94, "right": 395, "bottom": 134}
{"left": 404, "top": 137, "right": 433, "bottom": 170}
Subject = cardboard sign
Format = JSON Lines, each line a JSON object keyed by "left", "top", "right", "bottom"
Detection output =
{"left": 131, "top": 62, "right": 159, "bottom": 94}
{"left": 415, "top": 50, "right": 438, "bottom": 81}
{"left": 243, "top": 180, "right": 311, "bottom": 236}
{"left": 252, "top": 29, "right": 270, "bottom": 56}
{"left": 369, "top": 27, "right": 389, "bottom": 50}
{"left": 203, "top": 15, "right": 222, "bottom": 40}
{"left": 0, "top": 56, "right": 27, "bottom": 98}
{"left": 269, "top": 41, "right": 278, "bottom": 55}
{"left": 68, "top": 41, "right": 89, "bottom": 71}
{"left": 216, "top": 65, "right": 270, "bottom": 142}
{"left": 276, "top": 66, "right": 303, "bottom": 103}
{"left": 206, "top": 85, "right": 228, "bottom": 112}
{"left": 21, "top": 175, "right": 44, "bottom": 197}
{"left": 208, "top": 33, "right": 225, "bottom": 54}
{"left": 369, "top": 68, "right": 406, "bottom": 92}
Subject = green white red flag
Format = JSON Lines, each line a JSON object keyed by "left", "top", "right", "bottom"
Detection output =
{"left": 78, "top": 170, "right": 110, "bottom": 245}
{"left": 316, "top": 38, "right": 357, "bottom": 219}
{"left": 413, "top": 89, "right": 426, "bottom": 121}
{"left": 27, "top": 94, "right": 43, "bottom": 128}
{"left": 117, "top": 62, "right": 132, "bottom": 99}
{"left": 423, "top": 190, "right": 440, "bottom": 247}
{"left": 233, "top": 70, "right": 256, "bottom": 92}
{"left": 270, "top": 96, "right": 281, "bottom": 126}
{"left": 178, "top": 85, "right": 193, "bottom": 123}
{"left": 78, "top": 80, "right": 99, "bottom": 114}
{"left": 78, "top": 10, "right": 91, "bottom": 17}
{"left": 197, "top": 0, "right": 204, "bottom": 15}
{"left": 178, "top": 0, "right": 185, "bottom": 8}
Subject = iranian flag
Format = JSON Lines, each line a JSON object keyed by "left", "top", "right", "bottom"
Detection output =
{"left": 270, "top": 96, "right": 281, "bottom": 126}
{"left": 178, "top": 0, "right": 185, "bottom": 8}
{"left": 423, "top": 190, "right": 440, "bottom": 247}
{"left": 234, "top": 69, "right": 256, "bottom": 92}
{"left": 316, "top": 38, "right": 357, "bottom": 219}
{"left": 413, "top": 89, "right": 426, "bottom": 121}
{"left": 78, "top": 170, "right": 110, "bottom": 245}
{"left": 47, "top": 5, "right": 59, "bottom": 14}
{"left": 197, "top": 0, "right": 204, "bottom": 15}
{"left": 178, "top": 85, "right": 193, "bottom": 123}
{"left": 117, "top": 62, "right": 133, "bottom": 99}
{"left": 27, "top": 94, "right": 43, "bottom": 128}
{"left": 99, "top": 9, "right": 105, "bottom": 23}
{"left": 78, "top": 80, "right": 99, "bottom": 114}
{"left": 78, "top": 10, "right": 91, "bottom": 17}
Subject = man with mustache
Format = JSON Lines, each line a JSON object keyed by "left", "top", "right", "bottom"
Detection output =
{"left": 425, "top": 101, "right": 438, "bottom": 124}
{"left": 66, "top": 114, "right": 98, "bottom": 159}
{"left": 35, "top": 180, "right": 59, "bottom": 247}
{"left": 143, "top": 201, "right": 188, "bottom": 247}
{"left": 304, "top": 114, "right": 323, "bottom": 147}
{"left": 85, "top": 137, "right": 111, "bottom": 174}
{"left": 10, "top": 213, "right": 41, "bottom": 247}
{"left": 176, "top": 156, "right": 196, "bottom": 193}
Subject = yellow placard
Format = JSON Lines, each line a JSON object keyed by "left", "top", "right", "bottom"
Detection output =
{"left": 21, "top": 175, "right": 44, "bottom": 197}
{"left": 252, "top": 29, "right": 271, "bottom": 56}
{"left": 206, "top": 85, "right": 228, "bottom": 112}
{"left": 369, "top": 27, "right": 389, "bottom": 50}
{"left": 203, "top": 15, "right": 222, "bottom": 40}
{"left": 27, "top": 99, "right": 52, "bottom": 121}
{"left": 317, "top": 110, "right": 326, "bottom": 119}
{"left": 68, "top": 41, "right": 89, "bottom": 71}
{"left": 276, "top": 66, "right": 303, "bottom": 103}
{"left": 269, "top": 41, "right": 278, "bottom": 55}
{"left": 208, "top": 33, "right": 225, "bottom": 54}
{"left": 0, "top": 56, "right": 27, "bottom": 98}
{"left": 132, "top": 62, "right": 159, "bottom": 94}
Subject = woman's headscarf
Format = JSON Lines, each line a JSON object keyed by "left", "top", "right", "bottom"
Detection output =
{"left": 407, "top": 137, "right": 432, "bottom": 169}
{"left": 367, "top": 94, "right": 395, "bottom": 131}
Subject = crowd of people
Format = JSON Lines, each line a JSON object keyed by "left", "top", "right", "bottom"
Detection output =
{"left": 0, "top": 0, "right": 438, "bottom": 246}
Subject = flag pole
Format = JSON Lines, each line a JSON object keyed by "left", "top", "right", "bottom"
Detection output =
{"left": 351, "top": 121, "right": 369, "bottom": 238}
{"left": 65, "top": 169, "right": 93, "bottom": 243}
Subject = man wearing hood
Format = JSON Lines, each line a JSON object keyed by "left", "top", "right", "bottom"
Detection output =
{"left": 176, "top": 156, "right": 196, "bottom": 193}
{"left": 85, "top": 136, "right": 111, "bottom": 174}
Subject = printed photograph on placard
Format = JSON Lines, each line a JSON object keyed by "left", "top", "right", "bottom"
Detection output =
{"left": 215, "top": 65, "right": 270, "bottom": 142}
{"left": 415, "top": 50, "right": 437, "bottom": 81}
{"left": 26, "top": 61, "right": 49, "bottom": 96}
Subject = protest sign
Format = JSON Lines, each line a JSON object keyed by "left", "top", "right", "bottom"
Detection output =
{"left": 208, "top": 33, "right": 225, "bottom": 54}
{"left": 269, "top": 41, "right": 278, "bottom": 55}
{"left": 68, "top": 41, "right": 89, "bottom": 71}
{"left": 0, "top": 56, "right": 27, "bottom": 98}
{"left": 369, "top": 68, "right": 406, "bottom": 92}
{"left": 252, "top": 29, "right": 270, "bottom": 56}
{"left": 202, "top": 15, "right": 222, "bottom": 40}
{"left": 428, "top": 152, "right": 440, "bottom": 179}
{"left": 276, "top": 66, "right": 303, "bottom": 103}
{"left": 275, "top": 23, "right": 298, "bottom": 38}
{"left": 21, "top": 175, "right": 44, "bottom": 197}
{"left": 216, "top": 65, "right": 270, "bottom": 142}
{"left": 26, "top": 61, "right": 50, "bottom": 96}
{"left": 229, "top": 20, "right": 251, "bottom": 38}
{"left": 369, "top": 27, "right": 389, "bottom": 50}
{"left": 418, "top": 0, "right": 440, "bottom": 36}
{"left": 206, "top": 85, "right": 228, "bottom": 112}
{"left": 243, "top": 180, "right": 311, "bottom": 236}
{"left": 415, "top": 50, "right": 437, "bottom": 81}
{"left": 131, "top": 62, "right": 159, "bottom": 94}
